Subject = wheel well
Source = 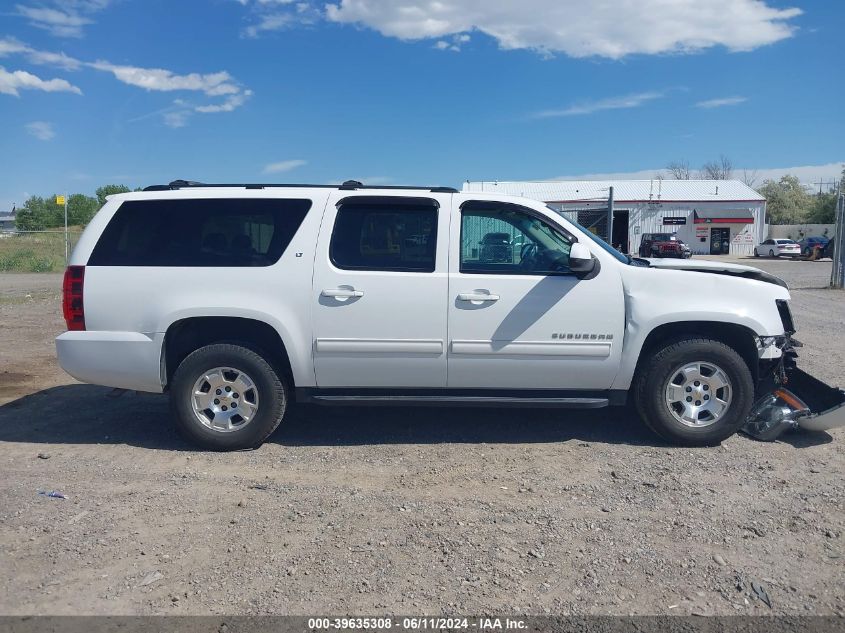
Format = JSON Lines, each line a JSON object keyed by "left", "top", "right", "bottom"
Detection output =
{"left": 635, "top": 321, "right": 760, "bottom": 383}
{"left": 163, "top": 317, "right": 292, "bottom": 389}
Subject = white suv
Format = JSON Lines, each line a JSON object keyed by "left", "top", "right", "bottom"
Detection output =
{"left": 56, "top": 180, "right": 845, "bottom": 450}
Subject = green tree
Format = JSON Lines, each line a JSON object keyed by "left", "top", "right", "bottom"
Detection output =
{"left": 15, "top": 196, "right": 49, "bottom": 230}
{"left": 67, "top": 194, "right": 99, "bottom": 226}
{"left": 757, "top": 175, "right": 813, "bottom": 224}
{"left": 44, "top": 195, "right": 65, "bottom": 227}
{"left": 95, "top": 184, "right": 131, "bottom": 207}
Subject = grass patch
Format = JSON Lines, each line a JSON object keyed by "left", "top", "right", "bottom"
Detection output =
{"left": 0, "top": 231, "right": 82, "bottom": 273}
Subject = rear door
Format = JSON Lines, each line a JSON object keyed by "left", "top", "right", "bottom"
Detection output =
{"left": 311, "top": 192, "right": 451, "bottom": 387}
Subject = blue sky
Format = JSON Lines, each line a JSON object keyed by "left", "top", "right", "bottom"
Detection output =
{"left": 1, "top": 0, "right": 843, "bottom": 210}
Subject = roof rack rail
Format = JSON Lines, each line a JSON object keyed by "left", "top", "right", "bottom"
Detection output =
{"left": 142, "top": 180, "right": 459, "bottom": 194}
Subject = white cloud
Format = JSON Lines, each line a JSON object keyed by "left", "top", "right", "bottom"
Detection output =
{"left": 0, "top": 38, "right": 249, "bottom": 125}
{"left": 15, "top": 4, "right": 94, "bottom": 38}
{"left": 0, "top": 38, "right": 29, "bottom": 56}
{"left": 263, "top": 159, "right": 308, "bottom": 174}
{"left": 27, "top": 49, "right": 83, "bottom": 71}
{"left": 25, "top": 121, "right": 55, "bottom": 140}
{"left": 0, "top": 37, "right": 82, "bottom": 70}
{"left": 194, "top": 90, "right": 253, "bottom": 113}
{"left": 696, "top": 96, "right": 748, "bottom": 108}
{"left": 534, "top": 91, "right": 664, "bottom": 118}
{"left": 551, "top": 162, "right": 844, "bottom": 189}
{"left": 0, "top": 38, "right": 249, "bottom": 127}
{"left": 0, "top": 66, "right": 82, "bottom": 96}
{"left": 324, "top": 0, "right": 801, "bottom": 59}
{"left": 89, "top": 61, "right": 240, "bottom": 96}
{"left": 14, "top": 1, "right": 111, "bottom": 37}
{"left": 89, "top": 61, "right": 252, "bottom": 125}
{"left": 244, "top": 13, "right": 294, "bottom": 37}
{"left": 163, "top": 111, "right": 190, "bottom": 129}
{"left": 238, "top": 0, "right": 320, "bottom": 36}
{"left": 435, "top": 33, "right": 470, "bottom": 52}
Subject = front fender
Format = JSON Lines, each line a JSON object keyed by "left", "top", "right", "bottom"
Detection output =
{"left": 612, "top": 267, "right": 789, "bottom": 390}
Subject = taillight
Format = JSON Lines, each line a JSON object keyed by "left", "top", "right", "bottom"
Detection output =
{"left": 62, "top": 265, "right": 85, "bottom": 331}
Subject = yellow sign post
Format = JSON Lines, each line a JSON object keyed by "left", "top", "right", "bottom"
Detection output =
{"left": 57, "top": 194, "right": 69, "bottom": 262}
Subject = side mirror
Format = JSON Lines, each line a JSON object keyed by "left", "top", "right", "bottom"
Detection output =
{"left": 569, "top": 242, "right": 595, "bottom": 274}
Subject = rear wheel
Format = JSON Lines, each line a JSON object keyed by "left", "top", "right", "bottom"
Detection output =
{"left": 634, "top": 338, "right": 754, "bottom": 446}
{"left": 753, "top": 248, "right": 759, "bottom": 257}
{"left": 170, "top": 343, "right": 287, "bottom": 450}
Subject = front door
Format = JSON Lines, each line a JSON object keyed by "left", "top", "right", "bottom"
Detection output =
{"left": 710, "top": 228, "right": 730, "bottom": 255}
{"left": 447, "top": 201, "right": 625, "bottom": 391}
{"left": 312, "top": 193, "right": 451, "bottom": 388}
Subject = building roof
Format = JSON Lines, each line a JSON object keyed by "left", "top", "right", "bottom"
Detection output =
{"left": 462, "top": 179, "right": 765, "bottom": 203}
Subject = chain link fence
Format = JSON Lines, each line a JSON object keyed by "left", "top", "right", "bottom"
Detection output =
{"left": 0, "top": 230, "right": 83, "bottom": 273}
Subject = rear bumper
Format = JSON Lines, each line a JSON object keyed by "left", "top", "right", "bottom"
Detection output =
{"left": 56, "top": 331, "right": 164, "bottom": 393}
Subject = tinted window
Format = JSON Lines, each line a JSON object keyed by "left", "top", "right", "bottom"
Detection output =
{"left": 89, "top": 198, "right": 311, "bottom": 267}
{"left": 330, "top": 204, "right": 437, "bottom": 272}
{"left": 461, "top": 207, "right": 572, "bottom": 275}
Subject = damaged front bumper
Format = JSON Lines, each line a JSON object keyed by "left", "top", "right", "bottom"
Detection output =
{"left": 743, "top": 338, "right": 845, "bottom": 441}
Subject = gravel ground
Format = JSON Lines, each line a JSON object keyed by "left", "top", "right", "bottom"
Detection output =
{"left": 0, "top": 257, "right": 843, "bottom": 616}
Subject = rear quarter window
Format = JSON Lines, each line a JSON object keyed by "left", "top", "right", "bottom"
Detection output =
{"left": 88, "top": 198, "right": 311, "bottom": 267}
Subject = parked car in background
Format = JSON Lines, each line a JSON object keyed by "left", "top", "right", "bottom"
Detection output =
{"left": 638, "top": 233, "right": 691, "bottom": 259}
{"left": 754, "top": 239, "right": 801, "bottom": 258}
{"left": 479, "top": 232, "right": 513, "bottom": 263}
{"left": 798, "top": 236, "right": 830, "bottom": 257}
{"left": 821, "top": 239, "right": 835, "bottom": 260}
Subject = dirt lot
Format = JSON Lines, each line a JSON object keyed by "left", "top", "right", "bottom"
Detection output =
{"left": 0, "top": 256, "right": 843, "bottom": 616}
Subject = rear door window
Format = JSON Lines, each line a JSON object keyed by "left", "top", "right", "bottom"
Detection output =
{"left": 88, "top": 198, "right": 311, "bottom": 267}
{"left": 330, "top": 201, "right": 437, "bottom": 272}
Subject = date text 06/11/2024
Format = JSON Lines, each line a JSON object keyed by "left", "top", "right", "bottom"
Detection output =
{"left": 306, "top": 617, "right": 528, "bottom": 630}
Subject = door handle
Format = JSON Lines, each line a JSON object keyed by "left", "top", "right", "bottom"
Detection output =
{"left": 458, "top": 292, "right": 500, "bottom": 302}
{"left": 322, "top": 288, "right": 364, "bottom": 298}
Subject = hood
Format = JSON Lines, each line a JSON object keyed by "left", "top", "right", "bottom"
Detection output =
{"left": 644, "top": 258, "right": 788, "bottom": 289}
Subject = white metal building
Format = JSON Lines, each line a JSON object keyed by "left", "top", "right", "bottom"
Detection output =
{"left": 0, "top": 207, "right": 16, "bottom": 232}
{"left": 462, "top": 179, "right": 767, "bottom": 256}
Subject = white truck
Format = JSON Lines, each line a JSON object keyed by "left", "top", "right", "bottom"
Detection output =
{"left": 56, "top": 180, "right": 845, "bottom": 450}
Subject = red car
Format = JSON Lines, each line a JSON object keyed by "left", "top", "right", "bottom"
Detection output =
{"left": 638, "top": 233, "right": 692, "bottom": 259}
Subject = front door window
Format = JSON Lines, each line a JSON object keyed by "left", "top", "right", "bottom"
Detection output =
{"left": 460, "top": 208, "right": 573, "bottom": 275}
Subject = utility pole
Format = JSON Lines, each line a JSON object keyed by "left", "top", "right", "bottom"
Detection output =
{"left": 607, "top": 186, "right": 614, "bottom": 245}
{"left": 831, "top": 185, "right": 845, "bottom": 289}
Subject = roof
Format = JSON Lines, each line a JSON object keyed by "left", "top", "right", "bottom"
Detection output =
{"left": 143, "top": 179, "right": 458, "bottom": 194}
{"left": 462, "top": 179, "right": 765, "bottom": 203}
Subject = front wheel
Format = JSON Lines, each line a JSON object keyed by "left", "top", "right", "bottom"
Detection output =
{"left": 753, "top": 248, "right": 759, "bottom": 257}
{"left": 170, "top": 343, "right": 287, "bottom": 450}
{"left": 769, "top": 249, "right": 775, "bottom": 257}
{"left": 634, "top": 338, "right": 754, "bottom": 446}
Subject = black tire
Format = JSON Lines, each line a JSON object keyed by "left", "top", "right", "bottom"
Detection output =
{"left": 753, "top": 248, "right": 759, "bottom": 257}
{"left": 634, "top": 338, "right": 754, "bottom": 446}
{"left": 170, "top": 343, "right": 287, "bottom": 450}
{"left": 769, "top": 249, "right": 775, "bottom": 257}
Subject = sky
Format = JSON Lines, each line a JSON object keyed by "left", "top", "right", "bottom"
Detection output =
{"left": 1, "top": 0, "right": 843, "bottom": 211}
